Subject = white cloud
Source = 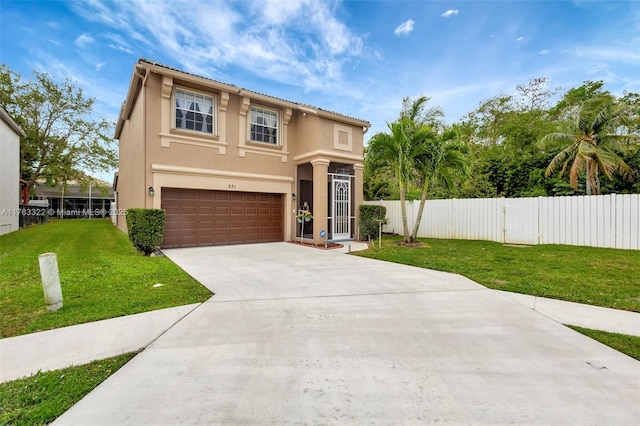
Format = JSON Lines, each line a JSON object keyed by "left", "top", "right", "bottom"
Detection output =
{"left": 75, "top": 33, "right": 95, "bottom": 47}
{"left": 95, "top": 62, "right": 106, "bottom": 72}
{"left": 104, "top": 33, "right": 135, "bottom": 55}
{"left": 70, "top": 0, "right": 372, "bottom": 92}
{"left": 516, "top": 36, "right": 524, "bottom": 42}
{"left": 538, "top": 49, "right": 551, "bottom": 55}
{"left": 441, "top": 9, "right": 459, "bottom": 18}
{"left": 575, "top": 46, "right": 640, "bottom": 64}
{"left": 394, "top": 19, "right": 415, "bottom": 36}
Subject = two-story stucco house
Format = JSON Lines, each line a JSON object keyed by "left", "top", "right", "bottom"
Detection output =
{"left": 114, "top": 59, "right": 370, "bottom": 248}
{"left": 0, "top": 107, "right": 25, "bottom": 235}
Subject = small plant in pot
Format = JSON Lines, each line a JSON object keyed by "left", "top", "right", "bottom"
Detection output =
{"left": 296, "top": 210, "right": 313, "bottom": 223}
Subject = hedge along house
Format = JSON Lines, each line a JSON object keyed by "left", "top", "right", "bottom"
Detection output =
{"left": 114, "top": 59, "right": 370, "bottom": 248}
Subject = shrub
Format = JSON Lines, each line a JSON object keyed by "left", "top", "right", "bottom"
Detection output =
{"left": 125, "top": 209, "right": 166, "bottom": 255}
{"left": 359, "top": 205, "right": 386, "bottom": 241}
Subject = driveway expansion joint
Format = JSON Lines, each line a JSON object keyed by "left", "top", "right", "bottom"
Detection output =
{"left": 208, "top": 287, "right": 487, "bottom": 304}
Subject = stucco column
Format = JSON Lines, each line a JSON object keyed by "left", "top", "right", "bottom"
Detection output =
{"left": 354, "top": 163, "right": 364, "bottom": 241}
{"left": 311, "top": 158, "right": 330, "bottom": 244}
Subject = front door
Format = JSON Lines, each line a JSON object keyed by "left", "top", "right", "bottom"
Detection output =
{"left": 332, "top": 177, "right": 351, "bottom": 239}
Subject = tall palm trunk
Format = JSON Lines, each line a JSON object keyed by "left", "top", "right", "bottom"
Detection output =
{"left": 410, "top": 183, "right": 429, "bottom": 241}
{"left": 585, "top": 159, "right": 592, "bottom": 195}
{"left": 590, "top": 160, "right": 600, "bottom": 195}
{"left": 399, "top": 186, "right": 411, "bottom": 243}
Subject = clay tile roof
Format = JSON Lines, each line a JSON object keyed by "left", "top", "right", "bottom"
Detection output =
{"left": 138, "top": 58, "right": 370, "bottom": 126}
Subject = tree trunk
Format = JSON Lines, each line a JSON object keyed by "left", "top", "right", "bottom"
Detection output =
{"left": 592, "top": 162, "right": 600, "bottom": 195}
{"left": 585, "top": 159, "right": 592, "bottom": 195}
{"left": 399, "top": 187, "right": 411, "bottom": 243}
{"left": 411, "top": 185, "right": 428, "bottom": 242}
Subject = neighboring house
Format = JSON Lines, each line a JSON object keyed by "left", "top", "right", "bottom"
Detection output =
{"left": 34, "top": 183, "right": 115, "bottom": 218}
{"left": 0, "top": 107, "right": 25, "bottom": 235}
{"left": 114, "top": 59, "right": 370, "bottom": 248}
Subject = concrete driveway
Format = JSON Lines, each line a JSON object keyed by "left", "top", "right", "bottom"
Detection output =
{"left": 55, "top": 243, "right": 639, "bottom": 425}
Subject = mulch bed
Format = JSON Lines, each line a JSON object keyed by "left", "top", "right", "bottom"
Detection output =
{"left": 288, "top": 241, "right": 344, "bottom": 250}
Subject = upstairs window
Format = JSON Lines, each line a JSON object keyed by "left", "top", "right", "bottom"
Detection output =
{"left": 175, "top": 89, "right": 214, "bottom": 134}
{"left": 250, "top": 106, "right": 278, "bottom": 145}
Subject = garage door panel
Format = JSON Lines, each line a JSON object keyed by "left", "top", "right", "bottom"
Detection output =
{"left": 198, "top": 191, "right": 214, "bottom": 201}
{"left": 215, "top": 220, "right": 230, "bottom": 230}
{"left": 230, "top": 220, "right": 244, "bottom": 229}
{"left": 181, "top": 192, "right": 197, "bottom": 201}
{"left": 162, "top": 188, "right": 283, "bottom": 248}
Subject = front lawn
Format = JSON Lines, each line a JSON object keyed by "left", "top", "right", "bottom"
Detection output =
{"left": 568, "top": 326, "right": 640, "bottom": 361}
{"left": 0, "top": 352, "right": 136, "bottom": 425}
{"left": 356, "top": 236, "right": 640, "bottom": 312}
{"left": 0, "top": 220, "right": 211, "bottom": 338}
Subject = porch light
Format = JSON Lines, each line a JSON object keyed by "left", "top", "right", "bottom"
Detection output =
{"left": 292, "top": 193, "right": 297, "bottom": 200}
{"left": 148, "top": 186, "right": 155, "bottom": 197}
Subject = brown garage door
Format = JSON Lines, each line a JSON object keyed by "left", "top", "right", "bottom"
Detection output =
{"left": 161, "top": 188, "right": 283, "bottom": 248}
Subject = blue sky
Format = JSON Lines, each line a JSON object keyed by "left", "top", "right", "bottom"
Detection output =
{"left": 1, "top": 1, "right": 639, "bottom": 180}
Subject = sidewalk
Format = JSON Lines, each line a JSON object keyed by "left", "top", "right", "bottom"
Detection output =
{"left": 0, "top": 303, "right": 201, "bottom": 383}
{"left": 496, "top": 290, "right": 640, "bottom": 337}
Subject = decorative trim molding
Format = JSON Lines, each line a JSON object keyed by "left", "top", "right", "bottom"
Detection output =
{"left": 159, "top": 132, "right": 226, "bottom": 153}
{"left": 151, "top": 163, "right": 294, "bottom": 183}
{"left": 219, "top": 91, "right": 229, "bottom": 111}
{"left": 240, "top": 96, "right": 251, "bottom": 116}
{"left": 333, "top": 123, "right": 353, "bottom": 152}
{"left": 161, "top": 76, "right": 173, "bottom": 99}
{"left": 239, "top": 144, "right": 289, "bottom": 162}
{"left": 310, "top": 158, "right": 331, "bottom": 167}
{"left": 294, "top": 150, "right": 363, "bottom": 164}
{"left": 283, "top": 107, "right": 292, "bottom": 125}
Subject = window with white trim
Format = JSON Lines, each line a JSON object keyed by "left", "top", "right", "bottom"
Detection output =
{"left": 175, "top": 89, "right": 214, "bottom": 134}
{"left": 250, "top": 106, "right": 278, "bottom": 145}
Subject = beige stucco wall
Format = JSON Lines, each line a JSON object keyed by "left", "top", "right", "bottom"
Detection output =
{"left": 0, "top": 117, "right": 21, "bottom": 235}
{"left": 116, "top": 63, "right": 368, "bottom": 243}
{"left": 116, "top": 83, "right": 147, "bottom": 232}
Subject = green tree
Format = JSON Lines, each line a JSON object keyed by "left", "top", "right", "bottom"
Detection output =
{"left": 366, "top": 96, "right": 469, "bottom": 242}
{"left": 0, "top": 64, "right": 117, "bottom": 194}
{"left": 366, "top": 118, "right": 427, "bottom": 242}
{"left": 541, "top": 94, "right": 638, "bottom": 195}
{"left": 411, "top": 129, "right": 469, "bottom": 240}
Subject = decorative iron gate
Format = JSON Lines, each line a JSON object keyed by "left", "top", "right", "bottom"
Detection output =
{"left": 332, "top": 175, "right": 351, "bottom": 239}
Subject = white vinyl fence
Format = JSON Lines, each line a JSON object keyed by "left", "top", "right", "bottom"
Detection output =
{"left": 365, "top": 194, "right": 640, "bottom": 250}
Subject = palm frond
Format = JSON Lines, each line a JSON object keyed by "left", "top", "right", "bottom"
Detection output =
{"left": 545, "top": 144, "right": 577, "bottom": 177}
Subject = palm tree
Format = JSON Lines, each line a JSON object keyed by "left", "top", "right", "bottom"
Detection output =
{"left": 541, "top": 94, "right": 638, "bottom": 195}
{"left": 366, "top": 118, "right": 427, "bottom": 242}
{"left": 411, "top": 129, "right": 470, "bottom": 240}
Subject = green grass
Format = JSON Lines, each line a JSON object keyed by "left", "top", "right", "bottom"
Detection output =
{"left": 0, "top": 220, "right": 212, "bottom": 338}
{"left": 0, "top": 352, "right": 136, "bottom": 425}
{"left": 568, "top": 326, "right": 640, "bottom": 361}
{"left": 356, "top": 236, "right": 640, "bottom": 312}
